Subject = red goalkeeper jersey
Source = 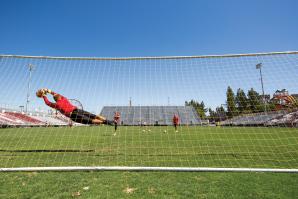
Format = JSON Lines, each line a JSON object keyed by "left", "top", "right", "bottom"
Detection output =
{"left": 43, "top": 93, "right": 77, "bottom": 116}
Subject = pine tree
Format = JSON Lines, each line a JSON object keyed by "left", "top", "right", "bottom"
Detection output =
{"left": 208, "top": 108, "right": 216, "bottom": 122}
{"left": 226, "top": 86, "right": 238, "bottom": 117}
{"left": 247, "top": 88, "right": 261, "bottom": 112}
{"left": 236, "top": 88, "right": 248, "bottom": 113}
{"left": 185, "top": 100, "right": 207, "bottom": 119}
{"left": 216, "top": 106, "right": 226, "bottom": 121}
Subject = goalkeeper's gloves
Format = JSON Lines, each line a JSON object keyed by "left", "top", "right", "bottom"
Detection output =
{"left": 42, "top": 88, "right": 52, "bottom": 94}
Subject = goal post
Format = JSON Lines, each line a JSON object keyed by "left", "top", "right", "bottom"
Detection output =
{"left": 2, "top": 166, "right": 298, "bottom": 173}
{"left": 0, "top": 51, "right": 297, "bottom": 172}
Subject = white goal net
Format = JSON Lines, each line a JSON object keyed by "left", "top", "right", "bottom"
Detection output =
{"left": 0, "top": 52, "right": 297, "bottom": 172}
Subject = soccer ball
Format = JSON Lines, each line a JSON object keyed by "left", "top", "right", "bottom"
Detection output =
{"left": 36, "top": 89, "right": 46, "bottom": 98}
{"left": 163, "top": 130, "right": 167, "bottom": 133}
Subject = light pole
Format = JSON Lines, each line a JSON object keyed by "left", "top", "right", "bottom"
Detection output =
{"left": 25, "top": 64, "right": 34, "bottom": 113}
{"left": 256, "top": 63, "right": 267, "bottom": 112}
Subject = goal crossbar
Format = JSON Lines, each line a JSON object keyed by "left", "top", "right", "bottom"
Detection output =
{"left": 0, "top": 51, "right": 298, "bottom": 60}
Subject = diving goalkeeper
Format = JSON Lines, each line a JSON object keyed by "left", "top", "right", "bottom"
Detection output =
{"left": 36, "top": 88, "right": 114, "bottom": 125}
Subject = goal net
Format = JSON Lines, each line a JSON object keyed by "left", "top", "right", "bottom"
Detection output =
{"left": 0, "top": 52, "right": 297, "bottom": 172}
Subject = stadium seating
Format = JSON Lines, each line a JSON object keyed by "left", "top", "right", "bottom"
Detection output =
{"left": 31, "top": 115, "right": 69, "bottom": 126}
{"left": 266, "top": 110, "right": 298, "bottom": 127}
{"left": 0, "top": 113, "right": 23, "bottom": 126}
{"left": 0, "top": 110, "right": 70, "bottom": 127}
{"left": 5, "top": 112, "right": 43, "bottom": 125}
{"left": 221, "top": 110, "right": 289, "bottom": 126}
{"left": 1, "top": 106, "right": 296, "bottom": 128}
{"left": 100, "top": 106, "right": 201, "bottom": 125}
{"left": 0, "top": 112, "right": 29, "bottom": 126}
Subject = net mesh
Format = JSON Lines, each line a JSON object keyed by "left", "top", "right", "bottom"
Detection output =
{"left": 0, "top": 52, "right": 297, "bottom": 169}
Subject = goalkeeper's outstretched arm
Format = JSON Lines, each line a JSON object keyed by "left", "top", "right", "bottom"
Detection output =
{"left": 43, "top": 95, "right": 56, "bottom": 109}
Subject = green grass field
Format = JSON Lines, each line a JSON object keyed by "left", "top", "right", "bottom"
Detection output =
{"left": 0, "top": 126, "right": 297, "bottom": 198}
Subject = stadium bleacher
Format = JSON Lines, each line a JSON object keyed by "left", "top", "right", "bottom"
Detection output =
{"left": 0, "top": 113, "right": 23, "bottom": 126}
{"left": 30, "top": 115, "right": 68, "bottom": 126}
{"left": 0, "top": 105, "right": 202, "bottom": 127}
{"left": 1, "top": 105, "right": 297, "bottom": 128}
{"left": 100, "top": 106, "right": 201, "bottom": 125}
{"left": 0, "top": 108, "right": 70, "bottom": 127}
{"left": 5, "top": 112, "right": 43, "bottom": 125}
{"left": 220, "top": 110, "right": 298, "bottom": 126}
{"left": 266, "top": 110, "right": 298, "bottom": 127}
{"left": 0, "top": 112, "right": 28, "bottom": 126}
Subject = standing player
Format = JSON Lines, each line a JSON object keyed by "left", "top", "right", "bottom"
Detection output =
{"left": 113, "top": 111, "right": 121, "bottom": 135}
{"left": 173, "top": 114, "right": 179, "bottom": 132}
{"left": 36, "top": 88, "right": 114, "bottom": 126}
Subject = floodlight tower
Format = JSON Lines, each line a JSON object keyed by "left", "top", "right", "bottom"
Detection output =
{"left": 256, "top": 63, "right": 267, "bottom": 112}
{"left": 25, "top": 64, "right": 34, "bottom": 113}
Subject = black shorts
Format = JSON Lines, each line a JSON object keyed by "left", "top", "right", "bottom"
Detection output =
{"left": 70, "top": 109, "right": 97, "bottom": 124}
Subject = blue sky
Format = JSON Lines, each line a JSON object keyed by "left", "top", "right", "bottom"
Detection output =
{"left": 0, "top": 0, "right": 297, "bottom": 113}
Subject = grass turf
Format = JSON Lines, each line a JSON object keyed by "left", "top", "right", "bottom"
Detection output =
{"left": 0, "top": 171, "right": 297, "bottom": 199}
{"left": 0, "top": 126, "right": 297, "bottom": 198}
{"left": 0, "top": 126, "right": 297, "bottom": 168}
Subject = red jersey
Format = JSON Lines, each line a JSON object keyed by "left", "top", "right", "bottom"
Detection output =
{"left": 43, "top": 93, "right": 77, "bottom": 117}
{"left": 173, "top": 115, "right": 179, "bottom": 124}
{"left": 114, "top": 112, "right": 121, "bottom": 123}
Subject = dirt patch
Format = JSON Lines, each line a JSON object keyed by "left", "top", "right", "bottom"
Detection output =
{"left": 123, "top": 186, "right": 137, "bottom": 194}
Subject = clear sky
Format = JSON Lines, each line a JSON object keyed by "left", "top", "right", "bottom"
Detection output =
{"left": 0, "top": 0, "right": 297, "bottom": 113}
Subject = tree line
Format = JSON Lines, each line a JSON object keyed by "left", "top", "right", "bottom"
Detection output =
{"left": 185, "top": 86, "right": 277, "bottom": 122}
